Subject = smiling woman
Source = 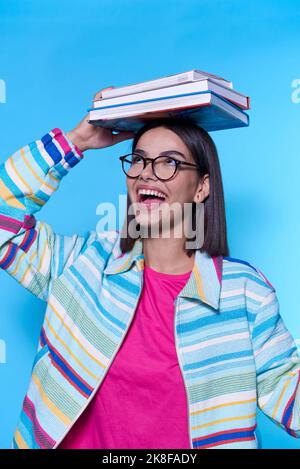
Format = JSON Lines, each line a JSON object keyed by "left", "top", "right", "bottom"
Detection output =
{"left": 120, "top": 117, "right": 229, "bottom": 264}
{"left": 1, "top": 87, "right": 300, "bottom": 450}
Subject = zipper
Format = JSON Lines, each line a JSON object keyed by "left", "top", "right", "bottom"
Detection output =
{"left": 53, "top": 271, "right": 144, "bottom": 449}
{"left": 174, "top": 297, "right": 193, "bottom": 449}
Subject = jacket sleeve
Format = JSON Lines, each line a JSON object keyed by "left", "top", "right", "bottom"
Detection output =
{"left": 0, "top": 128, "right": 94, "bottom": 302}
{"left": 252, "top": 286, "right": 300, "bottom": 437}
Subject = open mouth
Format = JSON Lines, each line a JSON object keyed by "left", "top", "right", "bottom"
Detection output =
{"left": 136, "top": 188, "right": 167, "bottom": 207}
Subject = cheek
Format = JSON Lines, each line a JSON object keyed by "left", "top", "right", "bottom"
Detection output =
{"left": 126, "top": 179, "right": 134, "bottom": 196}
{"left": 168, "top": 179, "right": 196, "bottom": 202}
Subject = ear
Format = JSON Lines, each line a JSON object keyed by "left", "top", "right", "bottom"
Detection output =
{"left": 193, "top": 174, "right": 210, "bottom": 203}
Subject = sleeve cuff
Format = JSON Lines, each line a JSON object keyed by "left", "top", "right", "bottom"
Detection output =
{"left": 42, "top": 128, "right": 84, "bottom": 168}
{"left": 51, "top": 127, "right": 84, "bottom": 160}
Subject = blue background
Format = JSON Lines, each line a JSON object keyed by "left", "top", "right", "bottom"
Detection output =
{"left": 0, "top": 0, "right": 300, "bottom": 449}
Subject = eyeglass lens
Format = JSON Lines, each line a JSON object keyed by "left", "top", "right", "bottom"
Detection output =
{"left": 122, "top": 154, "right": 177, "bottom": 180}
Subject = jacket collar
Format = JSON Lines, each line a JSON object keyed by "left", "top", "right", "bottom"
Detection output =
{"left": 104, "top": 236, "right": 223, "bottom": 311}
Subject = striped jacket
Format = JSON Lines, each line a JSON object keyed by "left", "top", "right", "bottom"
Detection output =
{"left": 1, "top": 128, "right": 300, "bottom": 449}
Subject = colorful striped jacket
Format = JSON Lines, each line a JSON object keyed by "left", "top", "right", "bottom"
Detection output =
{"left": 1, "top": 128, "right": 300, "bottom": 449}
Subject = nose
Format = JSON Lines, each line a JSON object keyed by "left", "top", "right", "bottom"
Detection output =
{"left": 139, "top": 159, "right": 156, "bottom": 179}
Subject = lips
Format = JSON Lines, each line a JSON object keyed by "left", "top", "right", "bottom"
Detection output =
{"left": 137, "top": 196, "right": 166, "bottom": 211}
{"left": 139, "top": 198, "right": 162, "bottom": 209}
{"left": 136, "top": 187, "right": 167, "bottom": 201}
{"left": 135, "top": 187, "right": 168, "bottom": 210}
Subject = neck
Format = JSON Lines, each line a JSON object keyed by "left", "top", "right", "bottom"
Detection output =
{"left": 142, "top": 236, "right": 195, "bottom": 275}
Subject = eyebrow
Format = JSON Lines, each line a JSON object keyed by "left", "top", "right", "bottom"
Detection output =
{"left": 134, "top": 148, "right": 187, "bottom": 160}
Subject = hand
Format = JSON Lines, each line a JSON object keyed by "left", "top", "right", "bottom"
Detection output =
{"left": 66, "top": 86, "right": 135, "bottom": 152}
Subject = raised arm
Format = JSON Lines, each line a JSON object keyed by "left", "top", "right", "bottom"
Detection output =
{"left": 0, "top": 87, "right": 134, "bottom": 302}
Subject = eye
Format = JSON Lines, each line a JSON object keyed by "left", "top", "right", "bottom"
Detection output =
{"left": 165, "top": 157, "right": 177, "bottom": 166}
{"left": 132, "top": 154, "right": 143, "bottom": 164}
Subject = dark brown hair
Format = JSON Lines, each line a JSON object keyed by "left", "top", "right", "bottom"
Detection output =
{"left": 120, "top": 116, "right": 229, "bottom": 258}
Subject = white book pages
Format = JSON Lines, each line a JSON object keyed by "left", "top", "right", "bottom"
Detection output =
{"left": 100, "top": 70, "right": 233, "bottom": 99}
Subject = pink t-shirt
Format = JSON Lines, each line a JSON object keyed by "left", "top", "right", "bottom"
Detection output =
{"left": 58, "top": 264, "right": 192, "bottom": 449}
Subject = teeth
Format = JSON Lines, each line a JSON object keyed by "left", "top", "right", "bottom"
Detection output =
{"left": 138, "top": 189, "right": 166, "bottom": 199}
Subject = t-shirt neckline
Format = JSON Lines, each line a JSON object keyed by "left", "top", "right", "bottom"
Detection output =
{"left": 144, "top": 263, "right": 192, "bottom": 279}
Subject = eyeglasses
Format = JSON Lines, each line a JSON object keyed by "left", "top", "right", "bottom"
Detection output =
{"left": 119, "top": 153, "right": 201, "bottom": 181}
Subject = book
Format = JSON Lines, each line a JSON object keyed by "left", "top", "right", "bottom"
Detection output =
{"left": 88, "top": 92, "right": 249, "bottom": 133}
{"left": 100, "top": 69, "right": 233, "bottom": 100}
{"left": 92, "top": 78, "right": 249, "bottom": 111}
{"left": 88, "top": 90, "right": 248, "bottom": 120}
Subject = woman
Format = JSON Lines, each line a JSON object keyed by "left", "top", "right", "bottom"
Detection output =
{"left": 0, "top": 87, "right": 299, "bottom": 450}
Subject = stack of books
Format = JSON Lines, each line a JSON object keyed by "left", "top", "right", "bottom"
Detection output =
{"left": 87, "top": 69, "right": 250, "bottom": 132}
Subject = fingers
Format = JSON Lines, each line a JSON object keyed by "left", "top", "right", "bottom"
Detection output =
{"left": 93, "top": 86, "right": 115, "bottom": 101}
{"left": 112, "top": 130, "right": 135, "bottom": 144}
{"left": 92, "top": 86, "right": 135, "bottom": 144}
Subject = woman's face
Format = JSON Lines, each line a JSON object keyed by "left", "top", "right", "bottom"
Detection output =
{"left": 126, "top": 126, "right": 209, "bottom": 236}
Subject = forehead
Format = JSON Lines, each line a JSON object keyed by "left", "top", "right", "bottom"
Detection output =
{"left": 135, "top": 127, "right": 191, "bottom": 157}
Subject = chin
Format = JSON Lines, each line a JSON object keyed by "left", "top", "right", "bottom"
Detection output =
{"left": 136, "top": 213, "right": 162, "bottom": 231}
{"left": 137, "top": 214, "right": 178, "bottom": 240}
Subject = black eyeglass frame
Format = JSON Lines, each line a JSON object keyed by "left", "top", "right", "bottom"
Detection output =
{"left": 119, "top": 153, "right": 202, "bottom": 181}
